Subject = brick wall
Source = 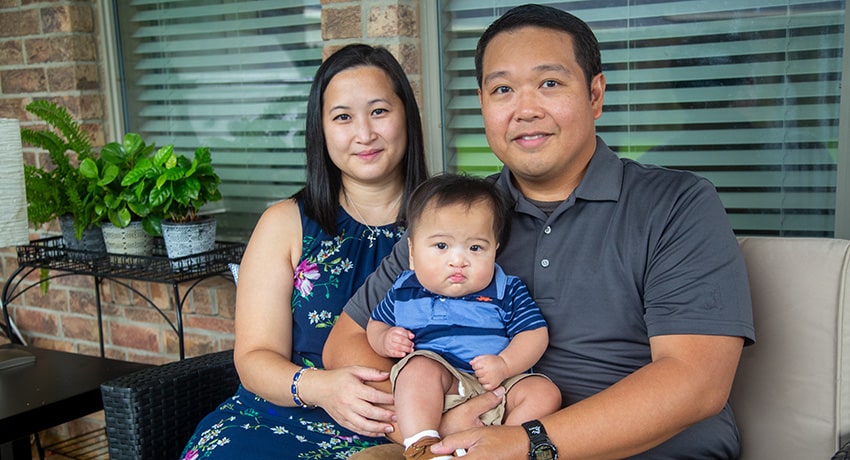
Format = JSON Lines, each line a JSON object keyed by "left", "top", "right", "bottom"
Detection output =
{"left": 0, "top": 0, "right": 422, "bottom": 451}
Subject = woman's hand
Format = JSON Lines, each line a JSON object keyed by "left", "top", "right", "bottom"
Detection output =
{"left": 302, "top": 365, "right": 396, "bottom": 437}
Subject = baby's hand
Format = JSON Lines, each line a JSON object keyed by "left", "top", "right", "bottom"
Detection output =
{"left": 382, "top": 326, "right": 414, "bottom": 358}
{"left": 470, "top": 354, "right": 509, "bottom": 390}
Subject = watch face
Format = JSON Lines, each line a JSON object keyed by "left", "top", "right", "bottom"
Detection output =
{"left": 532, "top": 444, "right": 557, "bottom": 460}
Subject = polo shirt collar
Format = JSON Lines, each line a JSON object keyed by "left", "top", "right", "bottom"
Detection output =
{"left": 575, "top": 136, "right": 622, "bottom": 202}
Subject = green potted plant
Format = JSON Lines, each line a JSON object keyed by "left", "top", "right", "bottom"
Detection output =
{"left": 21, "top": 100, "right": 106, "bottom": 254}
{"left": 120, "top": 143, "right": 223, "bottom": 263}
{"left": 82, "top": 132, "right": 158, "bottom": 256}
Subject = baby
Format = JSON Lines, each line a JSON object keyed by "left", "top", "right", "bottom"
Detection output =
{"left": 367, "top": 174, "right": 562, "bottom": 460}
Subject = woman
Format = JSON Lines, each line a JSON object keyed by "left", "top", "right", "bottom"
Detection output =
{"left": 181, "top": 44, "right": 428, "bottom": 459}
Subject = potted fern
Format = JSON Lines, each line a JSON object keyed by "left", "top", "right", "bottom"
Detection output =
{"left": 22, "top": 100, "right": 106, "bottom": 255}
{"left": 120, "top": 143, "right": 222, "bottom": 264}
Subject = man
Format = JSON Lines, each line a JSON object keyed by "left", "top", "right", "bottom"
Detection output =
{"left": 325, "top": 4, "right": 755, "bottom": 459}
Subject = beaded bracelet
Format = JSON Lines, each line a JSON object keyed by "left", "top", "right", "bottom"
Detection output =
{"left": 291, "top": 366, "right": 317, "bottom": 409}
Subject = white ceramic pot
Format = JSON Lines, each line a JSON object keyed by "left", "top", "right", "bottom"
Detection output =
{"left": 102, "top": 221, "right": 155, "bottom": 256}
{"left": 161, "top": 216, "right": 217, "bottom": 271}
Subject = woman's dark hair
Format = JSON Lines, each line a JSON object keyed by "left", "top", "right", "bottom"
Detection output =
{"left": 294, "top": 44, "right": 428, "bottom": 235}
{"left": 406, "top": 173, "right": 512, "bottom": 249}
{"left": 474, "top": 4, "right": 602, "bottom": 92}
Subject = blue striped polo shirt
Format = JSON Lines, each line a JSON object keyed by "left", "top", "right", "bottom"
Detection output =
{"left": 371, "top": 264, "right": 547, "bottom": 373}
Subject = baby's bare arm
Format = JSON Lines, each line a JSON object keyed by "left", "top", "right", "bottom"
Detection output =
{"left": 470, "top": 328, "right": 549, "bottom": 390}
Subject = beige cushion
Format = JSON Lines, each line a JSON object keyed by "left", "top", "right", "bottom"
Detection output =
{"left": 732, "top": 237, "right": 850, "bottom": 459}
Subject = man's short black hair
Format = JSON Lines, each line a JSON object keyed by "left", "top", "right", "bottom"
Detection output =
{"left": 474, "top": 4, "right": 602, "bottom": 91}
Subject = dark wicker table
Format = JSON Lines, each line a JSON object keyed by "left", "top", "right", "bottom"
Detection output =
{"left": 0, "top": 344, "right": 152, "bottom": 459}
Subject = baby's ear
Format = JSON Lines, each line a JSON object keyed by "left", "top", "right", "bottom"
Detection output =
{"left": 407, "top": 238, "right": 415, "bottom": 271}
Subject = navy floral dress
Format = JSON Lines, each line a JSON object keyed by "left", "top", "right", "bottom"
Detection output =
{"left": 181, "top": 202, "right": 402, "bottom": 459}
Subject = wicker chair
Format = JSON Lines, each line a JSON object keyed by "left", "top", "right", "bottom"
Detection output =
{"left": 100, "top": 349, "right": 238, "bottom": 460}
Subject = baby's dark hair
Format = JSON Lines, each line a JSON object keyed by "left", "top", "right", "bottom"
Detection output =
{"left": 406, "top": 173, "right": 511, "bottom": 248}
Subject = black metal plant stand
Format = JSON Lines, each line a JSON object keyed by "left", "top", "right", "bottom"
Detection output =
{"left": 1, "top": 237, "right": 243, "bottom": 360}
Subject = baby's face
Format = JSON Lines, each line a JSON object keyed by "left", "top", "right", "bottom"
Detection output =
{"left": 408, "top": 201, "right": 498, "bottom": 297}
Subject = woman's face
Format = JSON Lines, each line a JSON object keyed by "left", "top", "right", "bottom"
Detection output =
{"left": 322, "top": 65, "right": 408, "bottom": 186}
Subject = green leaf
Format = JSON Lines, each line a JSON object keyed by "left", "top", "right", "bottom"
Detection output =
{"left": 100, "top": 142, "right": 124, "bottom": 164}
{"left": 142, "top": 216, "right": 161, "bottom": 237}
{"left": 104, "top": 194, "right": 118, "bottom": 209}
{"left": 128, "top": 200, "right": 150, "bottom": 217}
{"left": 194, "top": 147, "right": 212, "bottom": 164}
{"left": 156, "top": 167, "right": 184, "bottom": 189}
{"left": 123, "top": 133, "right": 143, "bottom": 156}
{"left": 121, "top": 167, "right": 147, "bottom": 187}
{"left": 149, "top": 185, "right": 169, "bottom": 208}
{"left": 172, "top": 178, "right": 200, "bottom": 207}
{"left": 79, "top": 158, "right": 98, "bottom": 179}
{"left": 131, "top": 180, "right": 146, "bottom": 200}
{"left": 153, "top": 145, "right": 174, "bottom": 167}
{"left": 98, "top": 163, "right": 120, "bottom": 186}
{"left": 39, "top": 268, "right": 50, "bottom": 294}
{"left": 108, "top": 206, "right": 132, "bottom": 228}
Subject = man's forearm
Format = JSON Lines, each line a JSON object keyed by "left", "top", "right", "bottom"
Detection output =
{"left": 539, "top": 334, "right": 744, "bottom": 459}
{"left": 324, "top": 312, "right": 395, "bottom": 377}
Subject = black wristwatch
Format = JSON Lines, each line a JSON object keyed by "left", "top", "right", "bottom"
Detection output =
{"left": 522, "top": 420, "right": 558, "bottom": 459}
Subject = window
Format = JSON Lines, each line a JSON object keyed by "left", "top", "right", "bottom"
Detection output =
{"left": 438, "top": 0, "right": 845, "bottom": 236}
{"left": 113, "top": 1, "right": 322, "bottom": 240}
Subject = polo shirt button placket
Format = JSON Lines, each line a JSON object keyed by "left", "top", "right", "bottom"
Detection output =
{"left": 540, "top": 226, "right": 552, "bottom": 268}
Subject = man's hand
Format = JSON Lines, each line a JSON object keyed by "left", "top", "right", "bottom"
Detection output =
{"left": 437, "top": 387, "right": 505, "bottom": 436}
{"left": 470, "top": 354, "right": 510, "bottom": 390}
{"left": 431, "top": 425, "right": 526, "bottom": 459}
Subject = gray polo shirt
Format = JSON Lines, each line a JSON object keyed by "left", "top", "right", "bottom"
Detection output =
{"left": 344, "top": 137, "right": 755, "bottom": 459}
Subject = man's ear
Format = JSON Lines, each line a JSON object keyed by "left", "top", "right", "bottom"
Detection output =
{"left": 407, "top": 238, "right": 415, "bottom": 271}
{"left": 590, "top": 73, "right": 606, "bottom": 120}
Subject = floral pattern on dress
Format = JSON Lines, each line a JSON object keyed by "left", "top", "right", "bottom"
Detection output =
{"left": 292, "top": 233, "right": 355, "bottom": 320}
{"left": 180, "top": 393, "right": 380, "bottom": 460}
{"left": 180, "top": 205, "right": 404, "bottom": 459}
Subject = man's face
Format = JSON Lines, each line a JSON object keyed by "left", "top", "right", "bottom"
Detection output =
{"left": 478, "top": 26, "right": 605, "bottom": 201}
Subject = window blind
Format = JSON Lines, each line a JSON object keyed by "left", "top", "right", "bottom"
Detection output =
{"left": 439, "top": 0, "right": 845, "bottom": 236}
{"left": 114, "top": 0, "right": 322, "bottom": 240}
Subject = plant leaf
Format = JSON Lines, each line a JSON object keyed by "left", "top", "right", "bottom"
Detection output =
{"left": 79, "top": 158, "right": 98, "bottom": 179}
{"left": 98, "top": 163, "right": 120, "bottom": 186}
{"left": 100, "top": 142, "right": 124, "bottom": 164}
{"left": 153, "top": 145, "right": 174, "bottom": 167}
{"left": 122, "top": 167, "right": 147, "bottom": 187}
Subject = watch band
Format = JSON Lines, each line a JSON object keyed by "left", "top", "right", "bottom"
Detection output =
{"left": 522, "top": 419, "right": 549, "bottom": 442}
{"left": 522, "top": 420, "right": 558, "bottom": 459}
